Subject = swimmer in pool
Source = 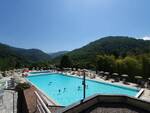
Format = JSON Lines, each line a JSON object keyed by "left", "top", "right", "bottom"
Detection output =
{"left": 78, "top": 86, "right": 81, "bottom": 91}
{"left": 63, "top": 88, "right": 66, "bottom": 92}
{"left": 57, "top": 89, "right": 61, "bottom": 95}
{"left": 86, "top": 84, "right": 88, "bottom": 89}
{"left": 48, "top": 82, "right": 52, "bottom": 85}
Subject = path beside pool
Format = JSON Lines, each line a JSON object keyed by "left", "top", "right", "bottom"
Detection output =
{"left": 140, "top": 89, "right": 150, "bottom": 102}
{"left": 0, "top": 90, "right": 17, "bottom": 113}
{"left": 94, "top": 76, "right": 150, "bottom": 101}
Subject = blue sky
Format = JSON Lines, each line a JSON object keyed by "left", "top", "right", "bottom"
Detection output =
{"left": 0, "top": 0, "right": 150, "bottom": 52}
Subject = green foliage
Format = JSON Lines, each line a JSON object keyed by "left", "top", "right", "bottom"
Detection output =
{"left": 96, "top": 55, "right": 149, "bottom": 80}
{"left": 0, "top": 43, "right": 51, "bottom": 71}
{"left": 96, "top": 55, "right": 116, "bottom": 73}
{"left": 29, "top": 61, "right": 51, "bottom": 69}
{"left": 49, "top": 51, "right": 69, "bottom": 58}
{"left": 53, "top": 36, "right": 150, "bottom": 70}
{"left": 122, "top": 57, "right": 142, "bottom": 77}
{"left": 52, "top": 36, "right": 150, "bottom": 80}
{"left": 60, "top": 55, "right": 72, "bottom": 68}
{"left": 15, "top": 83, "right": 31, "bottom": 91}
{"left": 67, "top": 36, "right": 150, "bottom": 59}
{"left": 140, "top": 55, "right": 150, "bottom": 78}
{"left": 1, "top": 36, "right": 150, "bottom": 80}
{"left": 116, "top": 59, "right": 125, "bottom": 74}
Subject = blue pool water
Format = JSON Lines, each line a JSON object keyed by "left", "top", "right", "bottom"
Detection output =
{"left": 27, "top": 73, "right": 140, "bottom": 106}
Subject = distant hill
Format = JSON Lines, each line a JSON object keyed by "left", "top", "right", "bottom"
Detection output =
{"left": 1, "top": 36, "right": 150, "bottom": 70}
{"left": 0, "top": 43, "right": 51, "bottom": 70}
{"left": 53, "top": 36, "right": 150, "bottom": 65}
{"left": 49, "top": 51, "right": 69, "bottom": 58}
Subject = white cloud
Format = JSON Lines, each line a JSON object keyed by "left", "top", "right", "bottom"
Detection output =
{"left": 143, "top": 36, "right": 150, "bottom": 40}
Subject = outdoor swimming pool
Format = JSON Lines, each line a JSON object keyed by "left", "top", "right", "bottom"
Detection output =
{"left": 26, "top": 73, "right": 140, "bottom": 106}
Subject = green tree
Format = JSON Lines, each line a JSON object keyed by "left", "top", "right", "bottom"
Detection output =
{"left": 116, "top": 59, "right": 125, "bottom": 74}
{"left": 96, "top": 55, "right": 116, "bottom": 73}
{"left": 141, "top": 55, "right": 150, "bottom": 78}
{"left": 122, "top": 56, "right": 142, "bottom": 80}
{"left": 60, "top": 55, "right": 72, "bottom": 69}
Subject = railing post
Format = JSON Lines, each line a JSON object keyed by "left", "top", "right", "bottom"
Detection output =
{"left": 34, "top": 91, "right": 51, "bottom": 113}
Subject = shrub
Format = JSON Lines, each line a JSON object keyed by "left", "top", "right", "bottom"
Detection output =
{"left": 15, "top": 83, "right": 30, "bottom": 91}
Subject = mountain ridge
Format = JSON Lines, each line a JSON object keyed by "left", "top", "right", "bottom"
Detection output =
{"left": 53, "top": 36, "right": 150, "bottom": 66}
{"left": 48, "top": 51, "right": 69, "bottom": 58}
{"left": 0, "top": 42, "right": 51, "bottom": 70}
{"left": 1, "top": 36, "right": 150, "bottom": 70}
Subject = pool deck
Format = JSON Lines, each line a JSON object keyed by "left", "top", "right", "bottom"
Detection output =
{"left": 140, "top": 89, "right": 150, "bottom": 102}
{"left": 94, "top": 76, "right": 150, "bottom": 101}
{"left": 0, "top": 90, "right": 17, "bottom": 113}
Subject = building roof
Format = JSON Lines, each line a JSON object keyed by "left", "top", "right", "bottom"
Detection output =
{"left": 80, "top": 103, "right": 148, "bottom": 113}
{"left": 59, "top": 94, "right": 150, "bottom": 113}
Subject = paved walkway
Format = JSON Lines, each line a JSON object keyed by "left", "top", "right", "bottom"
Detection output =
{"left": 140, "top": 89, "right": 150, "bottom": 102}
{"left": 0, "top": 90, "right": 17, "bottom": 113}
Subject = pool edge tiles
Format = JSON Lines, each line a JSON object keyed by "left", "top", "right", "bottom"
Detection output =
{"left": 26, "top": 73, "right": 141, "bottom": 106}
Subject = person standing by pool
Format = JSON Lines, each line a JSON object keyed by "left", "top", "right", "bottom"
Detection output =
{"left": 58, "top": 89, "right": 61, "bottom": 95}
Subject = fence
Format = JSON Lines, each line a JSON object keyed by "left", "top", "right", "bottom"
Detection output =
{"left": 34, "top": 91, "right": 51, "bottom": 113}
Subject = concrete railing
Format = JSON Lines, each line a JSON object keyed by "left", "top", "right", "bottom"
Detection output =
{"left": 5, "top": 78, "right": 15, "bottom": 89}
{"left": 34, "top": 91, "right": 51, "bottom": 113}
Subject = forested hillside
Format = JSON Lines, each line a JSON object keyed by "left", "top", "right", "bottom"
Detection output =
{"left": 49, "top": 51, "right": 69, "bottom": 58}
{"left": 67, "top": 36, "right": 150, "bottom": 64}
{"left": 0, "top": 43, "right": 51, "bottom": 70}
{"left": 55, "top": 36, "right": 150, "bottom": 79}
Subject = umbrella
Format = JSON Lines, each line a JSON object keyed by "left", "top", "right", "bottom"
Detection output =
{"left": 104, "top": 72, "right": 110, "bottom": 75}
{"left": 112, "top": 73, "right": 119, "bottom": 76}
{"left": 121, "top": 74, "right": 128, "bottom": 77}
{"left": 80, "top": 69, "right": 88, "bottom": 75}
{"left": 135, "top": 76, "right": 143, "bottom": 79}
{"left": 80, "top": 69, "right": 88, "bottom": 73}
{"left": 99, "top": 71, "right": 104, "bottom": 74}
{"left": 82, "top": 69, "right": 88, "bottom": 72}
